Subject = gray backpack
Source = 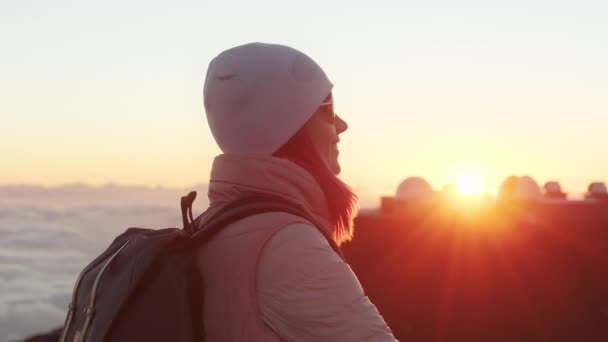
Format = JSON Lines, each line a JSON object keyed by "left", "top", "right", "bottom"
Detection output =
{"left": 59, "top": 192, "right": 342, "bottom": 342}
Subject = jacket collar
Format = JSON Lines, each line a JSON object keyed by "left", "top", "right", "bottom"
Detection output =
{"left": 207, "top": 154, "right": 332, "bottom": 233}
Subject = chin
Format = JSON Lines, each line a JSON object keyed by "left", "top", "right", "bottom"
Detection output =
{"left": 331, "top": 161, "right": 341, "bottom": 175}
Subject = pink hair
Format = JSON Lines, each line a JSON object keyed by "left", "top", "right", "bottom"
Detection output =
{"left": 273, "top": 124, "right": 359, "bottom": 245}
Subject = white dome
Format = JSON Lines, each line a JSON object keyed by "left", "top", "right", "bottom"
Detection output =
{"left": 396, "top": 177, "right": 434, "bottom": 200}
{"left": 543, "top": 181, "right": 567, "bottom": 199}
{"left": 544, "top": 181, "right": 562, "bottom": 194}
{"left": 588, "top": 182, "right": 607, "bottom": 195}
{"left": 517, "top": 176, "right": 542, "bottom": 199}
{"left": 498, "top": 175, "right": 542, "bottom": 200}
{"left": 498, "top": 176, "right": 519, "bottom": 199}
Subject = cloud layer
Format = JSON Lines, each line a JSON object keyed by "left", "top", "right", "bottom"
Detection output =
{"left": 0, "top": 183, "right": 210, "bottom": 209}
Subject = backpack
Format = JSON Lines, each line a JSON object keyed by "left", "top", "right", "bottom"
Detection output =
{"left": 58, "top": 192, "right": 343, "bottom": 342}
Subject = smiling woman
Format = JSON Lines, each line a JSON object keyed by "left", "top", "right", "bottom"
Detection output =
{"left": 199, "top": 42, "right": 396, "bottom": 341}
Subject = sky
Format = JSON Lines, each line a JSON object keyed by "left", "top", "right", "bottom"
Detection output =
{"left": 2, "top": 0, "right": 607, "bottom": 199}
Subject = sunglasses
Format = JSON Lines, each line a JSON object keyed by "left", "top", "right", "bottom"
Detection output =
{"left": 318, "top": 98, "right": 336, "bottom": 124}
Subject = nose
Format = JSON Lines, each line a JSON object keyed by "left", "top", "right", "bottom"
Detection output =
{"left": 335, "top": 114, "right": 348, "bottom": 134}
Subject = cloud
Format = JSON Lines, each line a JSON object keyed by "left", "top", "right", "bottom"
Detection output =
{"left": 0, "top": 299, "right": 65, "bottom": 342}
{"left": 0, "top": 183, "right": 210, "bottom": 209}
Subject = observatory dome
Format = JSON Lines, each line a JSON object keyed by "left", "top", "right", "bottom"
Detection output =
{"left": 543, "top": 181, "right": 566, "bottom": 199}
{"left": 396, "top": 177, "right": 434, "bottom": 200}
{"left": 586, "top": 182, "right": 608, "bottom": 200}
{"left": 499, "top": 175, "right": 542, "bottom": 200}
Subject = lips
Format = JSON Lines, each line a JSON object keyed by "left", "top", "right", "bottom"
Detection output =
{"left": 332, "top": 138, "right": 340, "bottom": 154}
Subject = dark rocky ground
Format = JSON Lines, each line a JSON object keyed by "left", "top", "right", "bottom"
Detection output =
{"left": 342, "top": 199, "right": 608, "bottom": 341}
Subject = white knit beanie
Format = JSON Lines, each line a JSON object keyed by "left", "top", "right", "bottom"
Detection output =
{"left": 203, "top": 43, "right": 333, "bottom": 155}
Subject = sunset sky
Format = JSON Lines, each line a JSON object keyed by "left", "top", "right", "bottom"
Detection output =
{"left": 2, "top": 0, "right": 607, "bottom": 199}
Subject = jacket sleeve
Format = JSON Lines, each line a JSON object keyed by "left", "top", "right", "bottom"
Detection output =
{"left": 256, "top": 223, "right": 397, "bottom": 342}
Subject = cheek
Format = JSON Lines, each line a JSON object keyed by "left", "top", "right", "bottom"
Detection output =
{"left": 324, "top": 129, "right": 335, "bottom": 150}
{"left": 306, "top": 117, "right": 337, "bottom": 159}
{"left": 311, "top": 129, "right": 326, "bottom": 148}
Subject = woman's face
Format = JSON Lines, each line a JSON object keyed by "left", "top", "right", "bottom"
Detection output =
{"left": 305, "top": 94, "right": 348, "bottom": 175}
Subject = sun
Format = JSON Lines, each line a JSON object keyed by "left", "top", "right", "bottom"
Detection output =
{"left": 455, "top": 172, "right": 484, "bottom": 196}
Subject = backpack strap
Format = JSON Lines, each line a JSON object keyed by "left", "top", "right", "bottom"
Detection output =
{"left": 188, "top": 194, "right": 344, "bottom": 259}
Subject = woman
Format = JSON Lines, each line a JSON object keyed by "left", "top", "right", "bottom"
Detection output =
{"left": 198, "top": 43, "right": 396, "bottom": 341}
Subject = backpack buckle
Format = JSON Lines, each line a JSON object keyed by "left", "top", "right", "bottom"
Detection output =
{"left": 84, "top": 306, "right": 95, "bottom": 317}
{"left": 181, "top": 191, "right": 197, "bottom": 233}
